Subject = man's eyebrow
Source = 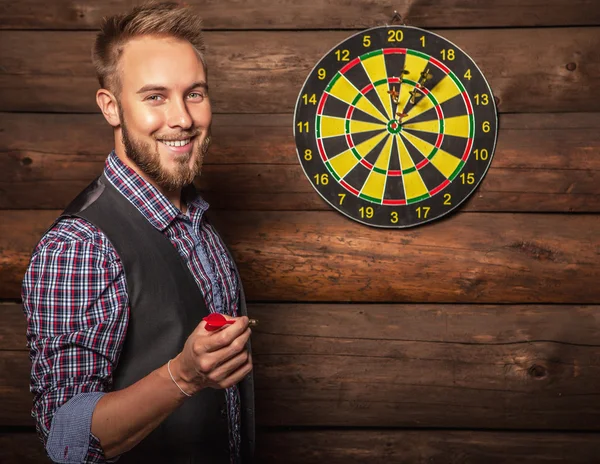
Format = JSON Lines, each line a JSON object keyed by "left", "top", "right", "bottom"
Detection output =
{"left": 136, "top": 84, "right": 167, "bottom": 94}
{"left": 136, "top": 81, "right": 209, "bottom": 94}
{"left": 188, "top": 81, "right": 208, "bottom": 92}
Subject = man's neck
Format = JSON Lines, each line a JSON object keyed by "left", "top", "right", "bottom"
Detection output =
{"left": 114, "top": 148, "right": 185, "bottom": 212}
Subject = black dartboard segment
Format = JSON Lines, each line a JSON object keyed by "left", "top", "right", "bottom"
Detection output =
{"left": 294, "top": 26, "right": 498, "bottom": 228}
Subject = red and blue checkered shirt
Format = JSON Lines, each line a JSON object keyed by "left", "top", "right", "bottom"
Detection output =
{"left": 22, "top": 151, "right": 242, "bottom": 463}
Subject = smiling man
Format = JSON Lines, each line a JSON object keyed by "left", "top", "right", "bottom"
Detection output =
{"left": 21, "top": 3, "right": 254, "bottom": 463}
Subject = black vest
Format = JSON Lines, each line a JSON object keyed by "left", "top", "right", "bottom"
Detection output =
{"left": 60, "top": 174, "right": 255, "bottom": 463}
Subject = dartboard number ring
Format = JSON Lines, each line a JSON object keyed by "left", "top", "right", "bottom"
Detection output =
{"left": 294, "top": 26, "right": 498, "bottom": 228}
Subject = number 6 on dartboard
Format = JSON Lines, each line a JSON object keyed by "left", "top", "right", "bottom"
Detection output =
{"left": 294, "top": 25, "right": 498, "bottom": 228}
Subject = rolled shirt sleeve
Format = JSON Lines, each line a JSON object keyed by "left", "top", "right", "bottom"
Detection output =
{"left": 22, "top": 217, "right": 129, "bottom": 463}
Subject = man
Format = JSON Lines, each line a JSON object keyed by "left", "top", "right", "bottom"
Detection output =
{"left": 21, "top": 2, "right": 254, "bottom": 463}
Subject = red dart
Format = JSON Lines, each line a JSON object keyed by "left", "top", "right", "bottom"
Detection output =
{"left": 203, "top": 313, "right": 235, "bottom": 331}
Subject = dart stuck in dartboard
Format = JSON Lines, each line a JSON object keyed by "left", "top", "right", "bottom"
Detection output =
{"left": 294, "top": 25, "right": 498, "bottom": 228}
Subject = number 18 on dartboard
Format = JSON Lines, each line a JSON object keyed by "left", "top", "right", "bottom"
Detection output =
{"left": 294, "top": 25, "right": 498, "bottom": 228}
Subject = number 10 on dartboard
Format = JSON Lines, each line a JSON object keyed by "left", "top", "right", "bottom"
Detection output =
{"left": 294, "top": 25, "right": 498, "bottom": 228}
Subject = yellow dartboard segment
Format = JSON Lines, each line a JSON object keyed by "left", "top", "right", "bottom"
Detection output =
{"left": 328, "top": 74, "right": 388, "bottom": 123}
{"left": 396, "top": 134, "right": 416, "bottom": 170}
{"left": 360, "top": 170, "right": 387, "bottom": 201}
{"left": 328, "top": 149, "right": 360, "bottom": 179}
{"left": 401, "top": 93, "right": 435, "bottom": 124}
{"left": 443, "top": 115, "right": 471, "bottom": 138}
{"left": 403, "top": 171, "right": 429, "bottom": 200}
{"left": 349, "top": 119, "right": 387, "bottom": 134}
{"left": 361, "top": 54, "right": 394, "bottom": 119}
{"left": 353, "top": 131, "right": 389, "bottom": 159}
{"left": 374, "top": 134, "right": 394, "bottom": 171}
{"left": 401, "top": 131, "right": 461, "bottom": 179}
{"left": 402, "top": 119, "right": 441, "bottom": 134}
{"left": 320, "top": 116, "right": 346, "bottom": 138}
{"left": 402, "top": 53, "right": 430, "bottom": 85}
{"left": 428, "top": 75, "right": 461, "bottom": 106}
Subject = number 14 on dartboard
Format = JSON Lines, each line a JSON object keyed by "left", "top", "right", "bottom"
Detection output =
{"left": 294, "top": 25, "right": 498, "bottom": 228}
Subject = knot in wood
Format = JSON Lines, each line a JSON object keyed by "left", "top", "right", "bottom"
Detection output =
{"left": 528, "top": 364, "right": 547, "bottom": 379}
{"left": 566, "top": 62, "right": 577, "bottom": 72}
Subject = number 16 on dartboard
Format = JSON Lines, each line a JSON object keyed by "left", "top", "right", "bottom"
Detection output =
{"left": 294, "top": 25, "right": 498, "bottom": 228}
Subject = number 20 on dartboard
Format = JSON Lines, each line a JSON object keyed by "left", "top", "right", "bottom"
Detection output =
{"left": 294, "top": 25, "right": 498, "bottom": 228}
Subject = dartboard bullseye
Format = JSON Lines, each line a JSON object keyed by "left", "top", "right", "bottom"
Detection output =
{"left": 294, "top": 26, "right": 498, "bottom": 228}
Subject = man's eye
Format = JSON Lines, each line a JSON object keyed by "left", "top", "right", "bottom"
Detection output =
{"left": 146, "top": 95, "right": 162, "bottom": 101}
{"left": 188, "top": 92, "right": 204, "bottom": 99}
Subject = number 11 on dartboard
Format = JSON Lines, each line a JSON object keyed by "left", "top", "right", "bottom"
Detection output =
{"left": 294, "top": 25, "right": 498, "bottom": 228}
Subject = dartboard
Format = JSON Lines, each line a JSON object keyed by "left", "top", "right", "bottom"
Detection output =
{"left": 294, "top": 26, "right": 498, "bottom": 228}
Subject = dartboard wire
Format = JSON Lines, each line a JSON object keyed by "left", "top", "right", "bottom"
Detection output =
{"left": 381, "top": 134, "right": 407, "bottom": 206}
{"left": 356, "top": 132, "right": 395, "bottom": 204}
{"left": 317, "top": 113, "right": 386, "bottom": 140}
{"left": 344, "top": 129, "right": 389, "bottom": 173}
{"left": 325, "top": 69, "right": 390, "bottom": 124}
{"left": 399, "top": 92, "right": 445, "bottom": 169}
{"left": 320, "top": 129, "right": 389, "bottom": 196}
{"left": 357, "top": 53, "right": 394, "bottom": 121}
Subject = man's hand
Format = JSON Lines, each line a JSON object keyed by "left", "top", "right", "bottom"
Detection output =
{"left": 170, "top": 316, "right": 253, "bottom": 395}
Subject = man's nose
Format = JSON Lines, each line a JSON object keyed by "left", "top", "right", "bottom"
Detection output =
{"left": 167, "top": 99, "right": 193, "bottom": 129}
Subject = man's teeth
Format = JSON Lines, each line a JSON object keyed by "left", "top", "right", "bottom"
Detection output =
{"left": 162, "top": 139, "right": 191, "bottom": 147}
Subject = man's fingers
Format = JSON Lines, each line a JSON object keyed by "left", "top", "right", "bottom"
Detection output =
{"left": 211, "top": 354, "right": 253, "bottom": 389}
{"left": 210, "top": 350, "right": 250, "bottom": 382}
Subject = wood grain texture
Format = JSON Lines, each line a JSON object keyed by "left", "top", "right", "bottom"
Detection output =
{"left": 4, "top": 303, "right": 600, "bottom": 428}
{"left": 1, "top": 210, "right": 599, "bottom": 302}
{"left": 2, "top": 429, "right": 600, "bottom": 464}
{"left": 1, "top": 113, "right": 599, "bottom": 212}
{"left": 1, "top": 0, "right": 600, "bottom": 30}
{"left": 0, "top": 28, "right": 598, "bottom": 113}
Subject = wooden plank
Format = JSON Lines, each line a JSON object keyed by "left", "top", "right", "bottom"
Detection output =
{"left": 8, "top": 302, "right": 600, "bottom": 349}
{"left": 2, "top": 210, "right": 599, "bottom": 303}
{"left": 0, "top": 304, "right": 27, "bottom": 350}
{"left": 1, "top": 113, "right": 599, "bottom": 212}
{"left": 4, "top": 303, "right": 600, "bottom": 428}
{"left": 0, "top": 28, "right": 598, "bottom": 113}
{"left": 2, "top": 429, "right": 600, "bottom": 464}
{"left": 2, "top": 0, "right": 600, "bottom": 30}
{"left": 257, "top": 430, "right": 600, "bottom": 463}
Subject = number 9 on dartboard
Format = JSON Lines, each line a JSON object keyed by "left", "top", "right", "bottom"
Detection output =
{"left": 294, "top": 25, "right": 498, "bottom": 228}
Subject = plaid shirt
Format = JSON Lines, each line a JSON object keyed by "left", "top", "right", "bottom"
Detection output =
{"left": 22, "top": 151, "right": 242, "bottom": 463}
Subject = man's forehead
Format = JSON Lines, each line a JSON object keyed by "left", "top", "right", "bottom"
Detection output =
{"left": 120, "top": 35, "right": 206, "bottom": 91}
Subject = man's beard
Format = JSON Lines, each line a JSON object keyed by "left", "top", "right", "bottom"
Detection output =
{"left": 119, "top": 110, "right": 211, "bottom": 192}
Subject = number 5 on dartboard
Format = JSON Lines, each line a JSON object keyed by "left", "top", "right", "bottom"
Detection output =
{"left": 294, "top": 25, "right": 498, "bottom": 228}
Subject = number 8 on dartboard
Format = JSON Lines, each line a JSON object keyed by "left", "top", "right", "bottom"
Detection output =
{"left": 294, "top": 25, "right": 498, "bottom": 228}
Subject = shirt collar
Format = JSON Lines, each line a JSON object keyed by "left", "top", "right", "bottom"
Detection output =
{"left": 104, "top": 150, "right": 209, "bottom": 231}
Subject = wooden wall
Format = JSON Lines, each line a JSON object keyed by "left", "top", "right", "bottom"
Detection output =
{"left": 1, "top": 1, "right": 600, "bottom": 462}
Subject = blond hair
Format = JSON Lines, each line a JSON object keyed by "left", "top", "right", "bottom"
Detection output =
{"left": 92, "top": 1, "right": 206, "bottom": 98}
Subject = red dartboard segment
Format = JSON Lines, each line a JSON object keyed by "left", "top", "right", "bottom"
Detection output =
{"left": 428, "top": 56, "right": 451, "bottom": 74}
{"left": 383, "top": 48, "right": 407, "bottom": 55}
{"left": 462, "top": 91, "right": 474, "bottom": 115}
{"left": 383, "top": 199, "right": 407, "bottom": 205}
{"left": 295, "top": 25, "right": 498, "bottom": 228}
{"left": 430, "top": 179, "right": 451, "bottom": 196}
{"left": 462, "top": 137, "right": 474, "bottom": 162}
{"left": 340, "top": 57, "right": 361, "bottom": 74}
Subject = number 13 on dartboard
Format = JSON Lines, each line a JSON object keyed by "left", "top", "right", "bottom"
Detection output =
{"left": 294, "top": 25, "right": 498, "bottom": 228}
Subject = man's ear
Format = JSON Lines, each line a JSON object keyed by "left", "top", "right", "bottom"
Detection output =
{"left": 96, "top": 88, "right": 121, "bottom": 127}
